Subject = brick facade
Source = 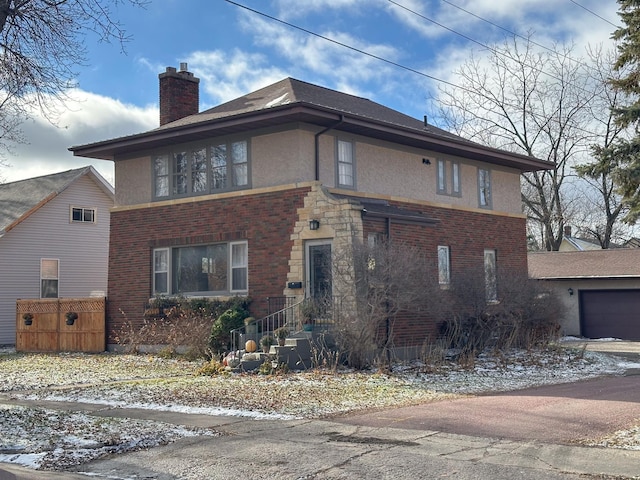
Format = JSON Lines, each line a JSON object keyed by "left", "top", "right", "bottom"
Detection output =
{"left": 106, "top": 187, "right": 310, "bottom": 343}
{"left": 361, "top": 199, "right": 528, "bottom": 348}
{"left": 107, "top": 183, "right": 527, "bottom": 349}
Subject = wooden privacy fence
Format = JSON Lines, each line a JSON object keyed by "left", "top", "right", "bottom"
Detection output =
{"left": 16, "top": 298, "right": 106, "bottom": 353}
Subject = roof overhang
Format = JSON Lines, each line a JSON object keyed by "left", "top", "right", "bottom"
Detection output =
{"left": 70, "top": 103, "right": 553, "bottom": 172}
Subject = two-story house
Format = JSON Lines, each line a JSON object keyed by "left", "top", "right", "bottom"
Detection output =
{"left": 71, "top": 65, "right": 552, "bottom": 351}
{"left": 0, "top": 167, "right": 114, "bottom": 345}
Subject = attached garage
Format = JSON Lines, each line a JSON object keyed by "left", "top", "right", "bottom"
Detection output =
{"left": 528, "top": 250, "right": 640, "bottom": 340}
{"left": 580, "top": 290, "right": 640, "bottom": 341}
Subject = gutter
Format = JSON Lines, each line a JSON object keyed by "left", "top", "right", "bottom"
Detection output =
{"left": 314, "top": 115, "right": 344, "bottom": 181}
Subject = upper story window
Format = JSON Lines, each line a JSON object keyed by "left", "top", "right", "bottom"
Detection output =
{"left": 337, "top": 139, "right": 355, "bottom": 189}
{"left": 70, "top": 207, "right": 96, "bottom": 223}
{"left": 478, "top": 168, "right": 492, "bottom": 208}
{"left": 437, "top": 159, "right": 461, "bottom": 196}
{"left": 153, "top": 139, "right": 250, "bottom": 200}
{"left": 153, "top": 241, "right": 248, "bottom": 296}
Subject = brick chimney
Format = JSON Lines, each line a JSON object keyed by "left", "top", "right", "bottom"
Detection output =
{"left": 159, "top": 63, "right": 200, "bottom": 126}
{"left": 564, "top": 226, "right": 572, "bottom": 237}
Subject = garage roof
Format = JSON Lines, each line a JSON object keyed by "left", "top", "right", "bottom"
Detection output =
{"left": 528, "top": 250, "right": 640, "bottom": 279}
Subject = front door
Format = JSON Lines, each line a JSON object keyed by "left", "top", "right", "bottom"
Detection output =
{"left": 306, "top": 240, "right": 332, "bottom": 300}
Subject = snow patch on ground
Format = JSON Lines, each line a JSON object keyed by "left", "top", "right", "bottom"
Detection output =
{"left": 0, "top": 344, "right": 639, "bottom": 472}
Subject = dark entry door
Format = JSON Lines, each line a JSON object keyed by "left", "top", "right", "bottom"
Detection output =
{"left": 306, "top": 241, "right": 332, "bottom": 300}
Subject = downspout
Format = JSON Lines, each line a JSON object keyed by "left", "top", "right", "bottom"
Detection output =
{"left": 314, "top": 115, "right": 344, "bottom": 181}
{"left": 385, "top": 216, "right": 391, "bottom": 364}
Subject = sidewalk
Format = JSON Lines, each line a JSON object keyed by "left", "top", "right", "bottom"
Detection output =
{"left": 1, "top": 344, "right": 639, "bottom": 479}
{"left": 562, "top": 339, "right": 640, "bottom": 358}
{"left": 1, "top": 393, "right": 639, "bottom": 479}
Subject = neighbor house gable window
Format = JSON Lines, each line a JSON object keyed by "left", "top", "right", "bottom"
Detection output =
{"left": 478, "top": 168, "right": 492, "bottom": 208}
{"left": 436, "top": 159, "right": 461, "bottom": 196}
{"left": 70, "top": 206, "right": 96, "bottom": 223}
{"left": 337, "top": 139, "right": 355, "bottom": 188}
{"left": 41, "top": 258, "right": 59, "bottom": 298}
{"left": 153, "top": 139, "right": 250, "bottom": 200}
{"left": 437, "top": 245, "right": 450, "bottom": 286}
{"left": 484, "top": 249, "right": 497, "bottom": 302}
{"left": 152, "top": 241, "right": 248, "bottom": 296}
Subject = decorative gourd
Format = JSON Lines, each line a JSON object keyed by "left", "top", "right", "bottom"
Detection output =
{"left": 245, "top": 339, "right": 257, "bottom": 353}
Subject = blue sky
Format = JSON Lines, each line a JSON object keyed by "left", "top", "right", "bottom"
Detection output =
{"left": 2, "top": 0, "right": 621, "bottom": 184}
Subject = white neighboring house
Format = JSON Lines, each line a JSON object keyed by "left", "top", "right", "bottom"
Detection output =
{"left": 0, "top": 167, "right": 114, "bottom": 345}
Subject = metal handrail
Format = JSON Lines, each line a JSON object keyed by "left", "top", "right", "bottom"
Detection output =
{"left": 230, "top": 299, "right": 304, "bottom": 352}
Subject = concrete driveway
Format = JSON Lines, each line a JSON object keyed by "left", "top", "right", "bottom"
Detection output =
{"left": 334, "top": 374, "right": 640, "bottom": 445}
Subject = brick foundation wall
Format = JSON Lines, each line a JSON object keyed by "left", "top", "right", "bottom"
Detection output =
{"left": 106, "top": 187, "right": 310, "bottom": 343}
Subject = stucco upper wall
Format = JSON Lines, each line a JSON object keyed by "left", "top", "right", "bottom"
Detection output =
{"left": 324, "top": 133, "right": 523, "bottom": 215}
{"left": 252, "top": 128, "right": 314, "bottom": 188}
{"left": 112, "top": 124, "right": 524, "bottom": 215}
{"left": 114, "top": 156, "right": 151, "bottom": 206}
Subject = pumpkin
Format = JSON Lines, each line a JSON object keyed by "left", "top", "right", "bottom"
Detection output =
{"left": 245, "top": 339, "right": 257, "bottom": 353}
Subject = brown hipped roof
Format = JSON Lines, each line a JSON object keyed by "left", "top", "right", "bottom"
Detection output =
{"left": 70, "top": 77, "right": 553, "bottom": 173}
{"left": 528, "top": 250, "right": 640, "bottom": 279}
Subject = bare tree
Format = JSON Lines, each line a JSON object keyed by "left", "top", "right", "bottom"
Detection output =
{"left": 0, "top": 0, "right": 145, "bottom": 176}
{"left": 572, "top": 46, "right": 633, "bottom": 248}
{"left": 331, "top": 237, "right": 439, "bottom": 369}
{"left": 434, "top": 35, "right": 599, "bottom": 250}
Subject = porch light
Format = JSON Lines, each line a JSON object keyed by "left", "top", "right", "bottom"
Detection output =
{"left": 568, "top": 288, "right": 574, "bottom": 296}
{"left": 309, "top": 219, "right": 320, "bottom": 230}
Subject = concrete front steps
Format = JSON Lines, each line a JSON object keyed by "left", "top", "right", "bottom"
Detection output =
{"left": 236, "top": 334, "right": 314, "bottom": 371}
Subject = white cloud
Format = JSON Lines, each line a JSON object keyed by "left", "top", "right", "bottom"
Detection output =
{"left": 186, "top": 49, "right": 289, "bottom": 109}
{"left": 236, "top": 11, "right": 409, "bottom": 99}
{"left": 2, "top": 90, "right": 156, "bottom": 185}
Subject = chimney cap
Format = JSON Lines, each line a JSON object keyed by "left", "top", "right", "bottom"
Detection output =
{"left": 179, "top": 62, "right": 188, "bottom": 72}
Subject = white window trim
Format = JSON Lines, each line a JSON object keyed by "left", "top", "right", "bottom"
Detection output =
{"left": 336, "top": 138, "right": 356, "bottom": 189}
{"left": 152, "top": 242, "right": 248, "bottom": 297}
{"left": 230, "top": 241, "right": 249, "bottom": 293}
{"left": 153, "top": 248, "right": 170, "bottom": 295}
{"left": 70, "top": 206, "right": 97, "bottom": 223}
{"left": 40, "top": 258, "right": 59, "bottom": 299}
